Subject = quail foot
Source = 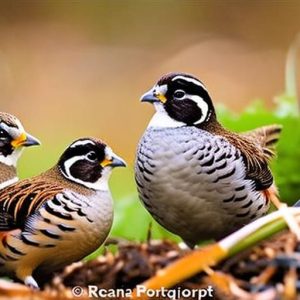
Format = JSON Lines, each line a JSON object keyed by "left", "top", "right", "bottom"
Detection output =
{"left": 135, "top": 72, "right": 283, "bottom": 248}
{"left": 0, "top": 137, "right": 125, "bottom": 288}
{"left": 0, "top": 112, "right": 40, "bottom": 189}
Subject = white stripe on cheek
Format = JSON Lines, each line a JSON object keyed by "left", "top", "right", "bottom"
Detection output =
{"left": 63, "top": 155, "right": 87, "bottom": 179}
{"left": 62, "top": 155, "right": 111, "bottom": 191}
{"left": 188, "top": 95, "right": 209, "bottom": 124}
{"left": 1, "top": 123, "right": 22, "bottom": 140}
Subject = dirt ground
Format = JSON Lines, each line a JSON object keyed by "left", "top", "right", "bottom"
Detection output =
{"left": 0, "top": 230, "right": 299, "bottom": 300}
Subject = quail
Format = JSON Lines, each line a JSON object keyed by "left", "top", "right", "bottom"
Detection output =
{"left": 0, "top": 112, "right": 40, "bottom": 189}
{"left": 135, "top": 72, "right": 282, "bottom": 248}
{"left": 0, "top": 137, "right": 126, "bottom": 288}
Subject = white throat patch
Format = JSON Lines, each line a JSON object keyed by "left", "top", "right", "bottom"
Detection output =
{"left": 147, "top": 103, "right": 185, "bottom": 129}
{"left": 147, "top": 98, "right": 209, "bottom": 128}
{"left": 0, "top": 148, "right": 23, "bottom": 167}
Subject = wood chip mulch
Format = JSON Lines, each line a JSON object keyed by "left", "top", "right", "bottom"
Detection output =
{"left": 0, "top": 231, "right": 300, "bottom": 299}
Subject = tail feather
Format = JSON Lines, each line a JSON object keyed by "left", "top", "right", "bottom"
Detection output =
{"left": 242, "top": 124, "right": 282, "bottom": 161}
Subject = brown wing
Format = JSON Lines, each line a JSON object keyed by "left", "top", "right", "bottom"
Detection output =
{"left": 243, "top": 156, "right": 274, "bottom": 191}
{"left": 237, "top": 124, "right": 282, "bottom": 190}
{"left": 241, "top": 124, "right": 282, "bottom": 161}
{"left": 234, "top": 136, "right": 274, "bottom": 191}
{"left": 202, "top": 121, "right": 282, "bottom": 191}
{"left": 222, "top": 127, "right": 280, "bottom": 191}
{"left": 0, "top": 179, "right": 63, "bottom": 231}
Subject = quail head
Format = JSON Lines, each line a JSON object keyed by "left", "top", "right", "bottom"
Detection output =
{"left": 0, "top": 137, "right": 126, "bottom": 288}
{"left": 0, "top": 112, "right": 40, "bottom": 189}
{"left": 135, "top": 72, "right": 281, "bottom": 248}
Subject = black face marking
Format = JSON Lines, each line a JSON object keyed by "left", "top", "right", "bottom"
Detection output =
{"left": 69, "top": 159, "right": 102, "bottom": 183}
{"left": 157, "top": 73, "right": 216, "bottom": 125}
{"left": 58, "top": 138, "right": 107, "bottom": 185}
{"left": 166, "top": 98, "right": 204, "bottom": 125}
{"left": 0, "top": 126, "right": 14, "bottom": 156}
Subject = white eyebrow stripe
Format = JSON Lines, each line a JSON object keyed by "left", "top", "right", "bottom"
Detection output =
{"left": 172, "top": 76, "right": 207, "bottom": 91}
{"left": 0, "top": 122, "right": 22, "bottom": 139}
{"left": 70, "top": 140, "right": 95, "bottom": 148}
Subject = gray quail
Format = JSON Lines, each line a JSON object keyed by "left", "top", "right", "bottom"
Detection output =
{"left": 135, "top": 72, "right": 281, "bottom": 248}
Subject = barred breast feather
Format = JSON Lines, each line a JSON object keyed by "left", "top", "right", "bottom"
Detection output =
{"left": 0, "top": 177, "right": 113, "bottom": 278}
{"left": 135, "top": 126, "right": 269, "bottom": 245}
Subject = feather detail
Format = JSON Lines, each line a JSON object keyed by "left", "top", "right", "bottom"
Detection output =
{"left": 0, "top": 166, "right": 96, "bottom": 232}
{"left": 200, "top": 121, "right": 281, "bottom": 191}
{"left": 0, "top": 179, "right": 63, "bottom": 231}
{"left": 241, "top": 124, "right": 282, "bottom": 161}
{"left": 224, "top": 133, "right": 274, "bottom": 191}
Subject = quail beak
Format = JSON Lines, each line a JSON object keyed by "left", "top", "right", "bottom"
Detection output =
{"left": 11, "top": 132, "right": 41, "bottom": 148}
{"left": 100, "top": 154, "right": 126, "bottom": 168}
{"left": 140, "top": 89, "right": 167, "bottom": 104}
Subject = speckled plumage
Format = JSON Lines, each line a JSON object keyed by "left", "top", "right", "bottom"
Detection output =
{"left": 136, "top": 127, "right": 269, "bottom": 245}
{"left": 0, "top": 162, "right": 16, "bottom": 186}
{"left": 0, "top": 169, "right": 113, "bottom": 281}
{"left": 136, "top": 72, "right": 281, "bottom": 247}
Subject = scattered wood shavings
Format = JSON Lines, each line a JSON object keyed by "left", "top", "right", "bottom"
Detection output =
{"left": 0, "top": 231, "right": 299, "bottom": 299}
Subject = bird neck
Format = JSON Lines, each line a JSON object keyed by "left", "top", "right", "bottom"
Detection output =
{"left": 40, "top": 166, "right": 94, "bottom": 196}
{"left": 0, "top": 162, "right": 18, "bottom": 189}
{"left": 196, "top": 113, "right": 227, "bottom": 134}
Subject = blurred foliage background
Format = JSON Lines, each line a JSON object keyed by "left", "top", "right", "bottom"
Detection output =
{"left": 0, "top": 1, "right": 299, "bottom": 244}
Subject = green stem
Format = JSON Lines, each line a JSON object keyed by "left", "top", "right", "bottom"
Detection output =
{"left": 228, "top": 218, "right": 287, "bottom": 257}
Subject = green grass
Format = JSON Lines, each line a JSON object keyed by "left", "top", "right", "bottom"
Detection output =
{"left": 218, "top": 100, "right": 300, "bottom": 205}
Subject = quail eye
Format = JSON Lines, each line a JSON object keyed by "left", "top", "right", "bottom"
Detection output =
{"left": 0, "top": 129, "right": 8, "bottom": 140}
{"left": 174, "top": 90, "right": 186, "bottom": 99}
{"left": 87, "top": 151, "right": 97, "bottom": 161}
